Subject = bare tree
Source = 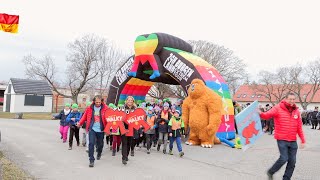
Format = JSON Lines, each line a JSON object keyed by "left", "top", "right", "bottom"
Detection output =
{"left": 95, "top": 44, "right": 128, "bottom": 96}
{"left": 290, "top": 60, "right": 320, "bottom": 110}
{"left": 23, "top": 54, "right": 72, "bottom": 99}
{"left": 253, "top": 67, "right": 296, "bottom": 105}
{"left": 168, "top": 85, "right": 187, "bottom": 99}
{"left": 189, "top": 40, "right": 247, "bottom": 95}
{"left": 148, "top": 83, "right": 177, "bottom": 99}
{"left": 23, "top": 34, "right": 108, "bottom": 103}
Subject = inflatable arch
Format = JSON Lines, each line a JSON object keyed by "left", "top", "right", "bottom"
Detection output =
{"left": 107, "top": 33, "right": 235, "bottom": 140}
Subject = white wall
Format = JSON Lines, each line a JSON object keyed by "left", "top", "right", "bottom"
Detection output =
{"left": 3, "top": 81, "right": 15, "bottom": 112}
{"left": 10, "top": 94, "right": 53, "bottom": 113}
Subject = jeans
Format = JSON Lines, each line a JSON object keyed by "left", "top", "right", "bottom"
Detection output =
{"left": 146, "top": 134, "right": 154, "bottom": 150}
{"left": 88, "top": 130, "right": 104, "bottom": 162}
{"left": 69, "top": 125, "right": 80, "bottom": 147}
{"left": 268, "top": 140, "right": 298, "bottom": 180}
{"left": 157, "top": 132, "right": 168, "bottom": 150}
{"left": 169, "top": 136, "right": 182, "bottom": 152}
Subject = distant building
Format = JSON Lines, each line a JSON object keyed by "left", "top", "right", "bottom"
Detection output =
{"left": 233, "top": 84, "right": 320, "bottom": 110}
{"left": 3, "top": 78, "right": 53, "bottom": 113}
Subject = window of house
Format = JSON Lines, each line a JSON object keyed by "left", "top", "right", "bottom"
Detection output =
{"left": 251, "top": 94, "right": 255, "bottom": 98}
{"left": 242, "top": 94, "right": 247, "bottom": 98}
{"left": 237, "top": 94, "right": 242, "bottom": 98}
{"left": 24, "top": 95, "right": 45, "bottom": 106}
{"left": 257, "top": 95, "right": 262, "bottom": 98}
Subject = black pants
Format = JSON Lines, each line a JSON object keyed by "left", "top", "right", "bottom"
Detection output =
{"left": 268, "top": 119, "right": 274, "bottom": 134}
{"left": 121, "top": 135, "right": 132, "bottom": 160}
{"left": 69, "top": 125, "right": 80, "bottom": 147}
{"left": 268, "top": 140, "right": 298, "bottom": 180}
{"left": 106, "top": 135, "right": 113, "bottom": 146}
{"left": 131, "top": 138, "right": 139, "bottom": 151}
{"left": 311, "top": 119, "right": 318, "bottom": 129}
{"left": 261, "top": 120, "right": 266, "bottom": 129}
{"left": 146, "top": 134, "right": 155, "bottom": 150}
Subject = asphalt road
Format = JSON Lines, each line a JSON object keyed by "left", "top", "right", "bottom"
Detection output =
{"left": 0, "top": 119, "right": 319, "bottom": 180}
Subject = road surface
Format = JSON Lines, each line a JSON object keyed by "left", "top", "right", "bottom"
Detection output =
{"left": 0, "top": 119, "right": 319, "bottom": 180}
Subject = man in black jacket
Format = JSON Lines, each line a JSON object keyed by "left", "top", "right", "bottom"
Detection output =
{"left": 311, "top": 107, "right": 319, "bottom": 129}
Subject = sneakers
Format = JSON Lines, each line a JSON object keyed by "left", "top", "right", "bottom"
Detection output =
{"left": 267, "top": 172, "right": 273, "bottom": 180}
{"left": 147, "top": 149, "right": 151, "bottom": 154}
{"left": 89, "top": 161, "right": 94, "bottom": 168}
{"left": 60, "top": 136, "right": 63, "bottom": 139}
{"left": 68, "top": 146, "right": 72, "bottom": 150}
{"left": 63, "top": 140, "right": 66, "bottom": 143}
{"left": 86, "top": 149, "right": 89, "bottom": 153}
{"left": 179, "top": 152, "right": 184, "bottom": 157}
{"left": 163, "top": 149, "right": 166, "bottom": 154}
{"left": 131, "top": 151, "right": 134, "bottom": 156}
{"left": 97, "top": 154, "right": 101, "bottom": 160}
{"left": 122, "top": 159, "right": 127, "bottom": 165}
{"left": 153, "top": 143, "right": 156, "bottom": 147}
{"left": 77, "top": 142, "right": 80, "bottom": 146}
{"left": 169, "top": 150, "right": 173, "bottom": 155}
{"left": 117, "top": 146, "right": 120, "bottom": 152}
{"left": 112, "top": 150, "right": 116, "bottom": 156}
{"left": 157, "top": 145, "right": 161, "bottom": 151}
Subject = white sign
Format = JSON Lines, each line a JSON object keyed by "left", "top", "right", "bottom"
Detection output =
{"left": 116, "top": 57, "right": 134, "bottom": 85}
{"left": 163, "top": 53, "right": 194, "bottom": 82}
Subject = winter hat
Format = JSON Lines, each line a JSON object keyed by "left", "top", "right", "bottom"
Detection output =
{"left": 65, "top": 103, "right": 71, "bottom": 107}
{"left": 175, "top": 109, "right": 181, "bottom": 116}
{"left": 148, "top": 106, "right": 153, "bottom": 111}
{"left": 108, "top": 103, "right": 117, "bottom": 109}
{"left": 154, "top": 106, "right": 161, "bottom": 111}
{"left": 72, "top": 103, "right": 79, "bottom": 109}
{"left": 163, "top": 102, "right": 169, "bottom": 107}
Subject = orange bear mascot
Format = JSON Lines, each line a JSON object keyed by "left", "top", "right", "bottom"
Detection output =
{"left": 182, "top": 79, "right": 222, "bottom": 148}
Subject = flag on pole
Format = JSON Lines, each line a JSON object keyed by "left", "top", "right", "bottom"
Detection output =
{"left": 0, "top": 13, "right": 19, "bottom": 33}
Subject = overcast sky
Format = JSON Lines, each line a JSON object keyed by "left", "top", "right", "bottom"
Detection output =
{"left": 1, "top": 0, "right": 320, "bottom": 82}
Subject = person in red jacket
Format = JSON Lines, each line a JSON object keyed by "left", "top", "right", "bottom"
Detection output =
{"left": 259, "top": 92, "right": 305, "bottom": 180}
{"left": 77, "top": 95, "right": 108, "bottom": 168}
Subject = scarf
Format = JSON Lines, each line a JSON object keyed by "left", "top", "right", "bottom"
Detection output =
{"left": 283, "top": 101, "right": 297, "bottom": 113}
{"left": 147, "top": 113, "right": 154, "bottom": 118}
{"left": 64, "top": 109, "right": 71, "bottom": 115}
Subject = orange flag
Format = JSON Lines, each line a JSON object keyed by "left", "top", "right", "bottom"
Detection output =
{"left": 0, "top": 13, "right": 19, "bottom": 33}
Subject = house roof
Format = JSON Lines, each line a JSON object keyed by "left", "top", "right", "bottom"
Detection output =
{"left": 10, "top": 78, "right": 52, "bottom": 95}
{"left": 233, "top": 84, "right": 320, "bottom": 103}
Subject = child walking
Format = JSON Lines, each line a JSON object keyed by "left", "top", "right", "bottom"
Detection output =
{"left": 111, "top": 128, "right": 122, "bottom": 156}
{"left": 53, "top": 103, "right": 71, "bottom": 143}
{"left": 156, "top": 102, "right": 171, "bottom": 154}
{"left": 66, "top": 103, "right": 82, "bottom": 150}
{"left": 145, "top": 106, "right": 156, "bottom": 154}
{"left": 168, "top": 109, "right": 185, "bottom": 157}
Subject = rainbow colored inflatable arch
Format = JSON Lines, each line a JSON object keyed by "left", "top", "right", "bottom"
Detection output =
{"left": 107, "top": 33, "right": 235, "bottom": 140}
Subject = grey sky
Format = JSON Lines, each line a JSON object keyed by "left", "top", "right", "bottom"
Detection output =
{"left": 1, "top": 0, "right": 320, "bottom": 82}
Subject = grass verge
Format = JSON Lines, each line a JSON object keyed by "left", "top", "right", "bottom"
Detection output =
{"left": 0, "top": 112, "right": 52, "bottom": 120}
{"left": 0, "top": 151, "right": 35, "bottom": 180}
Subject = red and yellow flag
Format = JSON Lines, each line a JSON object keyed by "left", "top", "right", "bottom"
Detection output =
{"left": 0, "top": 13, "right": 19, "bottom": 33}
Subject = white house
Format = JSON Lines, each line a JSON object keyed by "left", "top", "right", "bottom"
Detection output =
{"left": 3, "top": 78, "right": 53, "bottom": 113}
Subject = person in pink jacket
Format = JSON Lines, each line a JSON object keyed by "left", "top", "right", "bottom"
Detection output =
{"left": 259, "top": 92, "right": 305, "bottom": 180}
